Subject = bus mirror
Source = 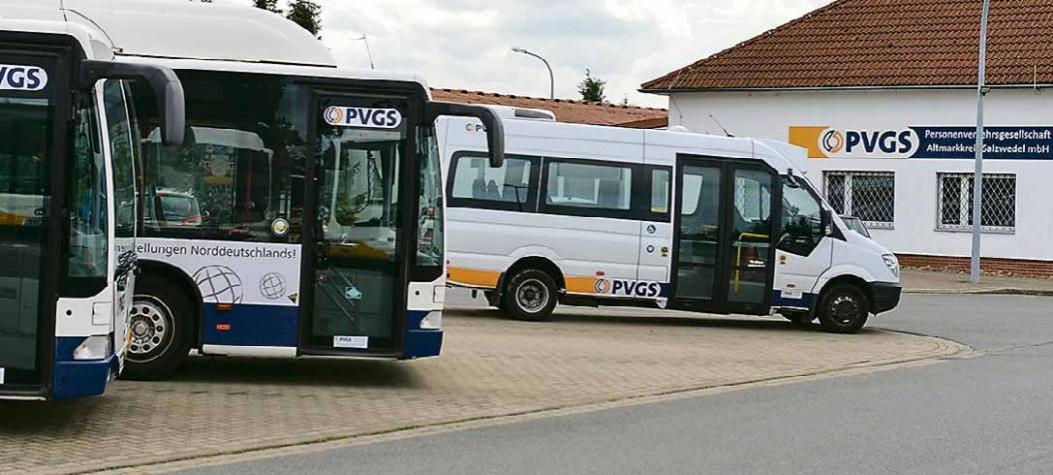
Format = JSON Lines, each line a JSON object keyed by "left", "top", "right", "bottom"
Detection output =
{"left": 821, "top": 208, "right": 834, "bottom": 236}
{"left": 79, "top": 60, "right": 186, "bottom": 146}
{"left": 426, "top": 102, "right": 505, "bottom": 167}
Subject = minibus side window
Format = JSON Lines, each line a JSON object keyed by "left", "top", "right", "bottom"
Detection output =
{"left": 651, "top": 169, "right": 670, "bottom": 214}
{"left": 778, "top": 178, "right": 824, "bottom": 256}
{"left": 448, "top": 154, "right": 537, "bottom": 211}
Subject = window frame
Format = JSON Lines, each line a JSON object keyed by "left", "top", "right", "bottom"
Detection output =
{"left": 446, "top": 151, "right": 541, "bottom": 213}
{"left": 538, "top": 156, "right": 670, "bottom": 222}
{"left": 823, "top": 170, "right": 896, "bottom": 230}
{"left": 935, "top": 172, "right": 1016, "bottom": 234}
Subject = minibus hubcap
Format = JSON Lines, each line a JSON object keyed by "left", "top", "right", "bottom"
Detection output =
{"left": 129, "top": 298, "right": 171, "bottom": 360}
{"left": 830, "top": 295, "right": 860, "bottom": 324}
{"left": 517, "top": 279, "right": 549, "bottom": 312}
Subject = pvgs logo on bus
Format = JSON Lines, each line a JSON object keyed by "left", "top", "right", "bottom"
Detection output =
{"left": 0, "top": 65, "right": 48, "bottom": 91}
{"left": 791, "top": 126, "right": 920, "bottom": 159}
{"left": 594, "top": 278, "right": 664, "bottom": 298}
{"left": 324, "top": 106, "right": 403, "bottom": 129}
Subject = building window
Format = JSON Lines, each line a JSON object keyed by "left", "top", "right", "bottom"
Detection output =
{"left": 824, "top": 171, "right": 895, "bottom": 229}
{"left": 936, "top": 173, "right": 1016, "bottom": 233}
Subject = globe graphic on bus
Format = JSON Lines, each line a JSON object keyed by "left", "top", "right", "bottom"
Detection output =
{"left": 259, "top": 272, "right": 288, "bottom": 300}
{"left": 193, "top": 265, "right": 244, "bottom": 305}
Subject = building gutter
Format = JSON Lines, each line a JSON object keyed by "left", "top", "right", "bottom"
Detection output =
{"left": 640, "top": 83, "right": 1053, "bottom": 95}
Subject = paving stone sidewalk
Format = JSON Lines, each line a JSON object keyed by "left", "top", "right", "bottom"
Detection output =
{"left": 902, "top": 268, "right": 1053, "bottom": 295}
{"left": 0, "top": 307, "right": 963, "bottom": 474}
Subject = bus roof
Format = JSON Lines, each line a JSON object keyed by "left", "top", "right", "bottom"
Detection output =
{"left": 0, "top": 2, "right": 113, "bottom": 61}
{"left": 442, "top": 115, "right": 808, "bottom": 176}
{"left": 0, "top": 0, "right": 431, "bottom": 93}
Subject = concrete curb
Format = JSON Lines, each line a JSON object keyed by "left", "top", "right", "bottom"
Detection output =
{"left": 905, "top": 287, "right": 1053, "bottom": 297}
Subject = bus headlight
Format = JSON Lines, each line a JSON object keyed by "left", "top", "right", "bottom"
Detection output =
{"left": 73, "top": 336, "right": 112, "bottom": 361}
{"left": 882, "top": 254, "right": 900, "bottom": 279}
{"left": 420, "top": 311, "right": 443, "bottom": 330}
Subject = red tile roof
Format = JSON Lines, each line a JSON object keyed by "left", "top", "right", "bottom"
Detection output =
{"left": 431, "top": 89, "right": 667, "bottom": 128}
{"left": 642, "top": 0, "right": 1053, "bottom": 91}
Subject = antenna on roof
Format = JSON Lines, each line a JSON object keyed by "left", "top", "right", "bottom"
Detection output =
{"left": 709, "top": 114, "right": 734, "bottom": 137}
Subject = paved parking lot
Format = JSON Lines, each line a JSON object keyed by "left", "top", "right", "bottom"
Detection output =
{"left": 0, "top": 305, "right": 963, "bottom": 474}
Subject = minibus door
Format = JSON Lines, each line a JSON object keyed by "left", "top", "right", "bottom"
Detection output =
{"left": 669, "top": 156, "right": 778, "bottom": 315}
{"left": 301, "top": 92, "right": 413, "bottom": 356}
{"left": 0, "top": 36, "right": 74, "bottom": 397}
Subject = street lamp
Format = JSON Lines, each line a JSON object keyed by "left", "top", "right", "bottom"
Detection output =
{"left": 352, "top": 35, "right": 375, "bottom": 70}
{"left": 970, "top": 0, "right": 991, "bottom": 283}
{"left": 512, "top": 47, "right": 554, "bottom": 99}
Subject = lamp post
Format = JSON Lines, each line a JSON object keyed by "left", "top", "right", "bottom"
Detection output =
{"left": 512, "top": 47, "right": 554, "bottom": 99}
{"left": 970, "top": 0, "right": 991, "bottom": 283}
{"left": 352, "top": 35, "right": 375, "bottom": 70}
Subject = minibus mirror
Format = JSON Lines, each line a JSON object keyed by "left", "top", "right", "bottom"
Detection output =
{"left": 821, "top": 208, "right": 835, "bottom": 236}
{"left": 79, "top": 60, "right": 186, "bottom": 146}
{"left": 426, "top": 102, "right": 505, "bottom": 167}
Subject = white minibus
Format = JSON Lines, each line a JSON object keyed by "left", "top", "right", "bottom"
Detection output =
{"left": 438, "top": 112, "right": 901, "bottom": 333}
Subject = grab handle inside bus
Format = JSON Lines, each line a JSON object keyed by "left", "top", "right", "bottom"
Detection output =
{"left": 79, "top": 61, "right": 186, "bottom": 146}
{"left": 425, "top": 102, "right": 505, "bottom": 167}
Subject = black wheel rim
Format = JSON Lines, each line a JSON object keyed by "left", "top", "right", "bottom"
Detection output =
{"left": 829, "top": 294, "right": 862, "bottom": 326}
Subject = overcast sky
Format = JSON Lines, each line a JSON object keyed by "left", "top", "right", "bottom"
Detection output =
{"left": 212, "top": 0, "right": 829, "bottom": 107}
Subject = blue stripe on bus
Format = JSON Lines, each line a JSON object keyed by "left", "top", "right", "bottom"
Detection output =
{"left": 202, "top": 303, "right": 299, "bottom": 347}
{"left": 402, "top": 310, "right": 442, "bottom": 359}
{"left": 52, "top": 336, "right": 116, "bottom": 400}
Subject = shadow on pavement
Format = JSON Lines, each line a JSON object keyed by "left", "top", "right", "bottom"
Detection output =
{"left": 448, "top": 307, "right": 881, "bottom": 334}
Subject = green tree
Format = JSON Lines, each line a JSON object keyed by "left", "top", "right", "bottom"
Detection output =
{"left": 578, "top": 69, "right": 607, "bottom": 103}
{"left": 286, "top": 0, "right": 323, "bottom": 37}
{"left": 253, "top": 0, "right": 282, "bottom": 14}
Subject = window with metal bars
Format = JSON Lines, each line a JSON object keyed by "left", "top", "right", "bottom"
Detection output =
{"left": 823, "top": 171, "right": 895, "bottom": 229}
{"left": 936, "top": 173, "right": 1015, "bottom": 233}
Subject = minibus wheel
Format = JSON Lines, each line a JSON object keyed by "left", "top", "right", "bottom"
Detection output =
{"left": 503, "top": 269, "right": 558, "bottom": 322}
{"left": 122, "top": 275, "right": 193, "bottom": 380}
{"left": 817, "top": 284, "right": 870, "bottom": 334}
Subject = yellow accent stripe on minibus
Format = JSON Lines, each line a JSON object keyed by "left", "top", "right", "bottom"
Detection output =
{"left": 448, "top": 267, "right": 501, "bottom": 289}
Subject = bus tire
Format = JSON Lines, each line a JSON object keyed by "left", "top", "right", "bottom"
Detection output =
{"left": 503, "top": 269, "right": 558, "bottom": 322}
{"left": 817, "top": 284, "right": 870, "bottom": 334}
{"left": 122, "top": 276, "right": 193, "bottom": 380}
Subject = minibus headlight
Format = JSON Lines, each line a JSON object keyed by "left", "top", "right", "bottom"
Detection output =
{"left": 73, "top": 336, "right": 112, "bottom": 361}
{"left": 420, "top": 311, "right": 443, "bottom": 330}
{"left": 882, "top": 254, "right": 900, "bottom": 279}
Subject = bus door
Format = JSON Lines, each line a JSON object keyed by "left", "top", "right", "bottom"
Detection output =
{"left": 669, "top": 156, "right": 779, "bottom": 316}
{"left": 301, "top": 93, "right": 414, "bottom": 356}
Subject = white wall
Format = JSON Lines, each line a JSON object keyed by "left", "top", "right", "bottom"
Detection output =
{"left": 668, "top": 88, "right": 1053, "bottom": 261}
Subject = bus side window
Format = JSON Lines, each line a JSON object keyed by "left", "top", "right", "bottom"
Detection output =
{"left": 778, "top": 179, "right": 824, "bottom": 256}
{"left": 651, "top": 168, "right": 670, "bottom": 214}
{"left": 449, "top": 155, "right": 535, "bottom": 210}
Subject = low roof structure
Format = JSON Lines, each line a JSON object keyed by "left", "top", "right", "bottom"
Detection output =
{"left": 432, "top": 89, "right": 667, "bottom": 128}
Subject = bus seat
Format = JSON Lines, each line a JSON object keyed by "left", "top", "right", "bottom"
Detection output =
{"left": 472, "top": 179, "right": 486, "bottom": 199}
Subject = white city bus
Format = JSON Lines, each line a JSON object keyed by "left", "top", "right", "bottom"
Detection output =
{"left": 439, "top": 112, "right": 902, "bottom": 333}
{"left": 11, "top": 1, "right": 504, "bottom": 380}
{"left": 0, "top": 7, "right": 185, "bottom": 399}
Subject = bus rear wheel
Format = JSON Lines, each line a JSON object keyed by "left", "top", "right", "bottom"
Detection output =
{"left": 817, "top": 284, "right": 870, "bottom": 334}
{"left": 122, "top": 276, "right": 193, "bottom": 381}
{"left": 503, "top": 269, "right": 558, "bottom": 322}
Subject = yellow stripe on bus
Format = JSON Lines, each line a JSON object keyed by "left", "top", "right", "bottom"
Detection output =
{"left": 448, "top": 267, "right": 501, "bottom": 288}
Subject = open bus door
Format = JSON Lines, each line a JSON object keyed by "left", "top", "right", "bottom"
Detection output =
{"left": 300, "top": 87, "right": 503, "bottom": 358}
{"left": 668, "top": 155, "right": 780, "bottom": 316}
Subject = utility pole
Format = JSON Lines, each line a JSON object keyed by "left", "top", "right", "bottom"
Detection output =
{"left": 970, "top": 0, "right": 992, "bottom": 283}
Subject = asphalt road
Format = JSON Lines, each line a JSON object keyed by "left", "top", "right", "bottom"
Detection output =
{"left": 182, "top": 294, "right": 1053, "bottom": 474}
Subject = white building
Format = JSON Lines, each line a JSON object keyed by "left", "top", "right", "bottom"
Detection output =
{"left": 642, "top": 0, "right": 1053, "bottom": 276}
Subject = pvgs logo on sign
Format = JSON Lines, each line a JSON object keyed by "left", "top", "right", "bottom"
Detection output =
{"left": 0, "top": 65, "right": 48, "bottom": 91}
{"left": 324, "top": 106, "right": 403, "bottom": 129}
{"left": 791, "top": 126, "right": 919, "bottom": 159}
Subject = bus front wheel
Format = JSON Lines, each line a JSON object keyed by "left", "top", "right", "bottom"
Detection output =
{"left": 122, "top": 276, "right": 193, "bottom": 380}
{"left": 817, "top": 284, "right": 870, "bottom": 334}
{"left": 503, "top": 269, "right": 558, "bottom": 322}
